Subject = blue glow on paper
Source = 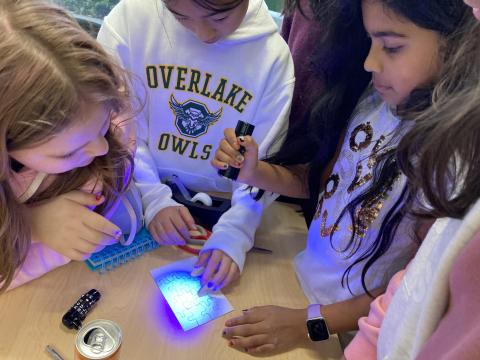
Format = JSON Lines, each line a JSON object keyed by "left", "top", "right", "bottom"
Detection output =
{"left": 156, "top": 271, "right": 218, "bottom": 331}
{"left": 147, "top": 287, "right": 205, "bottom": 345}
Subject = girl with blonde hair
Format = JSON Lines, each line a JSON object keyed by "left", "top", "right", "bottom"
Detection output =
{"left": 0, "top": 0, "right": 137, "bottom": 292}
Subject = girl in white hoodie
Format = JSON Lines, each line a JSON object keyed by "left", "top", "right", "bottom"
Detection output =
{"left": 98, "top": 0, "right": 294, "bottom": 292}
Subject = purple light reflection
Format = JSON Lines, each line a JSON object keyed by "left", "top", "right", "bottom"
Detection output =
{"left": 145, "top": 286, "right": 205, "bottom": 347}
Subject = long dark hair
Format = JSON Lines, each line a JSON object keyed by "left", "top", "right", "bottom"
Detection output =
{"left": 398, "top": 17, "right": 480, "bottom": 220}
{"left": 336, "top": 0, "right": 470, "bottom": 296}
{"left": 264, "top": 0, "right": 372, "bottom": 223}
{"left": 163, "top": 0, "right": 245, "bottom": 13}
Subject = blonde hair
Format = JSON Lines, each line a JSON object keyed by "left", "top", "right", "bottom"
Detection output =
{"left": 0, "top": 0, "right": 134, "bottom": 291}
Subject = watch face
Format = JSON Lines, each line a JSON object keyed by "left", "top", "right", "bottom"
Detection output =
{"left": 307, "top": 318, "right": 330, "bottom": 341}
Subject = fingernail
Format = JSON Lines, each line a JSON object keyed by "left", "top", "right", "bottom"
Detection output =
{"left": 238, "top": 136, "right": 245, "bottom": 142}
{"left": 114, "top": 230, "right": 122, "bottom": 239}
{"left": 197, "top": 285, "right": 209, "bottom": 297}
{"left": 235, "top": 155, "right": 244, "bottom": 162}
{"left": 95, "top": 193, "right": 103, "bottom": 201}
{"left": 190, "top": 266, "right": 205, "bottom": 277}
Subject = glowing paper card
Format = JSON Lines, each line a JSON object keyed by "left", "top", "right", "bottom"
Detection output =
{"left": 151, "top": 257, "right": 233, "bottom": 331}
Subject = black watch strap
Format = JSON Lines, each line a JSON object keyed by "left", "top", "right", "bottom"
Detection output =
{"left": 306, "top": 304, "right": 330, "bottom": 341}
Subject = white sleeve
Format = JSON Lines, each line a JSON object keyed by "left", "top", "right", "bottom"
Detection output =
{"left": 134, "top": 140, "right": 181, "bottom": 226}
{"left": 201, "top": 70, "right": 295, "bottom": 271}
{"left": 98, "top": 12, "right": 180, "bottom": 227}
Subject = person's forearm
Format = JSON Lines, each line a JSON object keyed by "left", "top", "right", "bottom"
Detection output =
{"left": 289, "top": 287, "right": 385, "bottom": 344}
{"left": 322, "top": 287, "right": 385, "bottom": 334}
{"left": 244, "top": 161, "right": 309, "bottom": 198}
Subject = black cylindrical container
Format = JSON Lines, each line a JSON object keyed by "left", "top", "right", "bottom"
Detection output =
{"left": 62, "top": 289, "right": 101, "bottom": 330}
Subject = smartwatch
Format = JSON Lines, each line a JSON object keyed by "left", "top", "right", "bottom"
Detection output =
{"left": 306, "top": 304, "right": 330, "bottom": 341}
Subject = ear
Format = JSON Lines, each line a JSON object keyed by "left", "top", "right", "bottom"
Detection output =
{"left": 191, "top": 192, "right": 213, "bottom": 207}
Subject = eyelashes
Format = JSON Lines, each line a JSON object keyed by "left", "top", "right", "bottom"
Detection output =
{"left": 383, "top": 45, "right": 403, "bottom": 54}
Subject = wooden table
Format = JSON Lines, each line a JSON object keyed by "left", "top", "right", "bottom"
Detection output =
{"left": 0, "top": 202, "right": 342, "bottom": 359}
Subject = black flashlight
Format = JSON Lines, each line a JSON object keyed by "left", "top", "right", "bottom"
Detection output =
{"left": 218, "top": 120, "right": 255, "bottom": 181}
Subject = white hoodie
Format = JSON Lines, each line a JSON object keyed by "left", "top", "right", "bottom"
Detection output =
{"left": 98, "top": 0, "right": 294, "bottom": 270}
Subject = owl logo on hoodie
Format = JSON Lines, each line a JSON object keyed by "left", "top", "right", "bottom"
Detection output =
{"left": 169, "top": 95, "right": 222, "bottom": 138}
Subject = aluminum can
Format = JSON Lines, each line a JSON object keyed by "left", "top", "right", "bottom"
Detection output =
{"left": 74, "top": 319, "right": 122, "bottom": 360}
